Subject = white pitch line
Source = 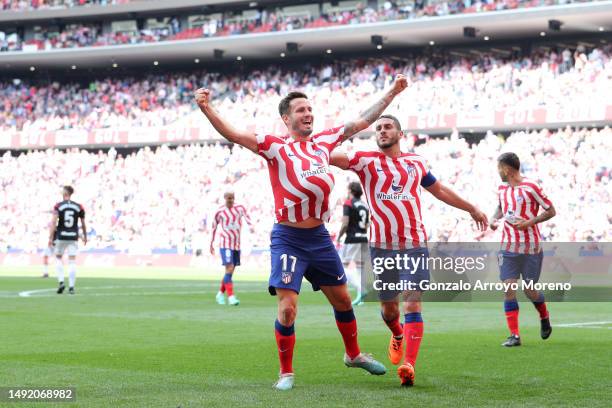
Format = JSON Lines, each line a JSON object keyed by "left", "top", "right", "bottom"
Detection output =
{"left": 17, "top": 283, "right": 265, "bottom": 298}
{"left": 556, "top": 321, "right": 612, "bottom": 328}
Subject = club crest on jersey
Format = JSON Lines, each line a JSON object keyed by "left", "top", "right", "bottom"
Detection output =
{"left": 281, "top": 272, "right": 292, "bottom": 284}
{"left": 517, "top": 196, "right": 524, "bottom": 203}
{"left": 405, "top": 163, "right": 417, "bottom": 176}
{"left": 311, "top": 149, "right": 325, "bottom": 168}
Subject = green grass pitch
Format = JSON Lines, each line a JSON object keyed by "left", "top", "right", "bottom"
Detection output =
{"left": 1, "top": 269, "right": 610, "bottom": 408}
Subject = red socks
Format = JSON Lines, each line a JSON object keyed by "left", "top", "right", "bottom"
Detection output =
{"left": 382, "top": 312, "right": 403, "bottom": 337}
{"left": 533, "top": 295, "right": 549, "bottom": 319}
{"left": 334, "top": 309, "right": 360, "bottom": 359}
{"left": 219, "top": 280, "right": 226, "bottom": 293}
{"left": 225, "top": 282, "right": 234, "bottom": 296}
{"left": 274, "top": 320, "right": 295, "bottom": 374}
{"left": 404, "top": 313, "right": 424, "bottom": 366}
{"left": 504, "top": 299, "right": 520, "bottom": 336}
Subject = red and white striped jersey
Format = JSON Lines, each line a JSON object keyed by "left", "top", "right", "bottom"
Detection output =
{"left": 212, "top": 204, "right": 252, "bottom": 250}
{"left": 347, "top": 151, "right": 431, "bottom": 249}
{"left": 256, "top": 126, "right": 345, "bottom": 223}
{"left": 497, "top": 178, "right": 553, "bottom": 254}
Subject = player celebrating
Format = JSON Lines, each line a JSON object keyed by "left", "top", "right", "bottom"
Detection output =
{"left": 490, "top": 152, "right": 556, "bottom": 347}
{"left": 210, "top": 191, "right": 253, "bottom": 306}
{"left": 195, "top": 75, "right": 408, "bottom": 390}
{"left": 331, "top": 115, "right": 488, "bottom": 386}
{"left": 48, "top": 186, "right": 87, "bottom": 295}
{"left": 336, "top": 182, "right": 370, "bottom": 306}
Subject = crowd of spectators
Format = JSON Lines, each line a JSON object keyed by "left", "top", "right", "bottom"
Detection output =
{"left": 1, "top": 0, "right": 128, "bottom": 12}
{"left": 0, "top": 43, "right": 609, "bottom": 137}
{"left": 0, "top": 126, "right": 609, "bottom": 254}
{"left": 1, "top": 0, "right": 589, "bottom": 52}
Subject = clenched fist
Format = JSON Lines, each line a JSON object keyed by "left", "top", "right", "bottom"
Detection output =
{"left": 194, "top": 88, "right": 212, "bottom": 111}
{"left": 391, "top": 74, "right": 409, "bottom": 95}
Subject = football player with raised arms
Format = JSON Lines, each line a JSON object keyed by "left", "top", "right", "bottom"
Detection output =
{"left": 331, "top": 115, "right": 488, "bottom": 386}
{"left": 195, "top": 75, "right": 408, "bottom": 390}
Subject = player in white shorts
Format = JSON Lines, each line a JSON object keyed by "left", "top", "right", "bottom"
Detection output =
{"left": 48, "top": 186, "right": 87, "bottom": 295}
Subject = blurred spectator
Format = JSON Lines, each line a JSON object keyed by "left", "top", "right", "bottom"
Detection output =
{"left": 0, "top": 127, "right": 609, "bottom": 253}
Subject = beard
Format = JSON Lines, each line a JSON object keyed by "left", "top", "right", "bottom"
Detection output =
{"left": 377, "top": 140, "right": 395, "bottom": 149}
{"left": 293, "top": 123, "right": 313, "bottom": 137}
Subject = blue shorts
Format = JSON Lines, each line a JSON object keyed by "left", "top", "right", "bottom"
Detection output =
{"left": 220, "top": 248, "right": 240, "bottom": 266}
{"left": 498, "top": 250, "right": 543, "bottom": 282}
{"left": 268, "top": 224, "right": 346, "bottom": 295}
{"left": 370, "top": 246, "right": 430, "bottom": 301}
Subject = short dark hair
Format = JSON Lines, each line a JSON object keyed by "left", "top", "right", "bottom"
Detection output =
{"left": 278, "top": 91, "right": 308, "bottom": 117}
{"left": 63, "top": 185, "right": 74, "bottom": 196}
{"left": 377, "top": 114, "right": 402, "bottom": 131}
{"left": 498, "top": 152, "right": 520, "bottom": 171}
{"left": 349, "top": 181, "right": 363, "bottom": 198}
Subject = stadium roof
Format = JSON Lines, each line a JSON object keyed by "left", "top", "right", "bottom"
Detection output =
{"left": 0, "top": 2, "right": 610, "bottom": 71}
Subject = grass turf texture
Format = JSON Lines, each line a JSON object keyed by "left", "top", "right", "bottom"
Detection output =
{"left": 0, "top": 272, "right": 610, "bottom": 408}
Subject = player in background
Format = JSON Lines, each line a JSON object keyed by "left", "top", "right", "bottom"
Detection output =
{"left": 195, "top": 75, "right": 408, "bottom": 390}
{"left": 336, "top": 182, "right": 370, "bottom": 306}
{"left": 40, "top": 212, "right": 54, "bottom": 278}
{"left": 210, "top": 191, "right": 254, "bottom": 306}
{"left": 48, "top": 186, "right": 87, "bottom": 295}
{"left": 331, "top": 115, "right": 488, "bottom": 386}
{"left": 41, "top": 246, "right": 52, "bottom": 278}
{"left": 490, "top": 152, "right": 556, "bottom": 347}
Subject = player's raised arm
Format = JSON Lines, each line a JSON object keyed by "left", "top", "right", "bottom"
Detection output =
{"left": 194, "top": 88, "right": 258, "bottom": 153}
{"left": 425, "top": 181, "right": 488, "bottom": 231}
{"left": 342, "top": 74, "right": 408, "bottom": 141}
{"left": 330, "top": 151, "right": 350, "bottom": 170}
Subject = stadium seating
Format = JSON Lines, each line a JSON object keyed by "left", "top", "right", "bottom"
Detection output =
{"left": 0, "top": 126, "right": 609, "bottom": 253}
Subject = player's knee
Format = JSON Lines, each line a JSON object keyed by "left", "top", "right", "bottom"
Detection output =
{"left": 523, "top": 288, "right": 538, "bottom": 300}
{"left": 403, "top": 301, "right": 421, "bottom": 314}
{"left": 278, "top": 304, "right": 297, "bottom": 326}
{"left": 504, "top": 290, "right": 517, "bottom": 300}
{"left": 226, "top": 265, "right": 235, "bottom": 274}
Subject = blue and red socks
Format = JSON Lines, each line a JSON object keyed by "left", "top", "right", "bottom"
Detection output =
{"left": 223, "top": 273, "right": 234, "bottom": 296}
{"left": 334, "top": 308, "right": 361, "bottom": 359}
{"left": 274, "top": 320, "right": 295, "bottom": 374}
{"left": 403, "top": 312, "right": 423, "bottom": 366}
{"left": 504, "top": 299, "right": 520, "bottom": 336}
{"left": 382, "top": 312, "right": 403, "bottom": 337}
{"left": 532, "top": 293, "right": 549, "bottom": 320}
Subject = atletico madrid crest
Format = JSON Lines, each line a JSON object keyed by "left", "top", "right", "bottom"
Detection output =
{"left": 281, "top": 272, "right": 292, "bottom": 284}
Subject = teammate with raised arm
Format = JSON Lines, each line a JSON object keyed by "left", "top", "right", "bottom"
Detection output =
{"left": 331, "top": 115, "right": 488, "bottom": 386}
{"left": 195, "top": 75, "right": 408, "bottom": 390}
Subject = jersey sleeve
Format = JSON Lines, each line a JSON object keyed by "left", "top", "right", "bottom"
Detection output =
{"left": 255, "top": 134, "right": 283, "bottom": 160}
{"left": 524, "top": 181, "right": 552, "bottom": 210}
{"left": 78, "top": 204, "right": 85, "bottom": 219}
{"left": 412, "top": 155, "right": 437, "bottom": 187}
{"left": 420, "top": 171, "right": 437, "bottom": 188}
{"left": 313, "top": 126, "right": 345, "bottom": 152}
{"left": 347, "top": 151, "right": 368, "bottom": 172}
